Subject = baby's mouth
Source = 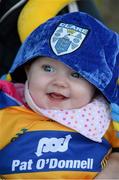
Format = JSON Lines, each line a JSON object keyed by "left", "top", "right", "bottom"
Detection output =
{"left": 47, "top": 92, "right": 68, "bottom": 101}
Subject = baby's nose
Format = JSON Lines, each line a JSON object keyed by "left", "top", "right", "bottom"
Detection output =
{"left": 53, "top": 76, "right": 68, "bottom": 88}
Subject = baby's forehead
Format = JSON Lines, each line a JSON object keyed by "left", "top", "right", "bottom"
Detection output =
{"left": 31, "top": 56, "right": 73, "bottom": 70}
{"left": 35, "top": 56, "right": 56, "bottom": 62}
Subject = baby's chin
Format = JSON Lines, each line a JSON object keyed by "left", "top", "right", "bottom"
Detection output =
{"left": 39, "top": 99, "right": 89, "bottom": 110}
{"left": 41, "top": 104, "right": 86, "bottom": 110}
{"left": 40, "top": 104, "right": 70, "bottom": 110}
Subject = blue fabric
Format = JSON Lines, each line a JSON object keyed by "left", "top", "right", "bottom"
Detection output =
{"left": 0, "top": 130, "right": 111, "bottom": 174}
{"left": 111, "top": 103, "right": 119, "bottom": 122}
{"left": 9, "top": 12, "right": 119, "bottom": 105}
{"left": 0, "top": 92, "right": 21, "bottom": 108}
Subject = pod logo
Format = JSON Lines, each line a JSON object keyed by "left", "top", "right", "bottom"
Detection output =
{"left": 35, "top": 134, "right": 72, "bottom": 157}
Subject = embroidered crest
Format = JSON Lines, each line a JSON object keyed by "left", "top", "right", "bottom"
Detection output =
{"left": 50, "top": 23, "right": 88, "bottom": 56}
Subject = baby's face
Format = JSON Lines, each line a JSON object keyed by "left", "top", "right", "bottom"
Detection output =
{"left": 26, "top": 57, "right": 95, "bottom": 109}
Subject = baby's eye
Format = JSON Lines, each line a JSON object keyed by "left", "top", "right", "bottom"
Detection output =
{"left": 71, "top": 72, "right": 81, "bottom": 78}
{"left": 42, "top": 65, "right": 55, "bottom": 72}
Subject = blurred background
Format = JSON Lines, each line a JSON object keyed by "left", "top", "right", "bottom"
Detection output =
{"left": 95, "top": 0, "right": 119, "bottom": 32}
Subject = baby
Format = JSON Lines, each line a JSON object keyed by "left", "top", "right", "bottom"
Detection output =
{"left": 0, "top": 12, "right": 119, "bottom": 179}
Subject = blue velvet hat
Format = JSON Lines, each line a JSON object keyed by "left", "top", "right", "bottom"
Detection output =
{"left": 9, "top": 12, "right": 119, "bottom": 105}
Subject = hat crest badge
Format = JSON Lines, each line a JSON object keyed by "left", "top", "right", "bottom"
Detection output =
{"left": 50, "top": 23, "right": 88, "bottom": 55}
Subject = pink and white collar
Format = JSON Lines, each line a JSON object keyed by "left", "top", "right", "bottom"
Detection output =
{"left": 25, "top": 81, "right": 111, "bottom": 142}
